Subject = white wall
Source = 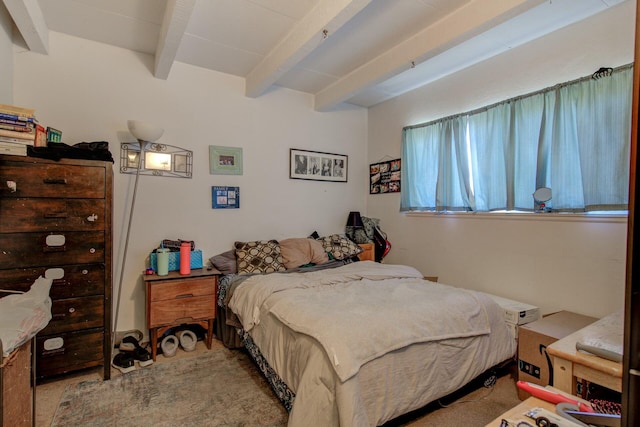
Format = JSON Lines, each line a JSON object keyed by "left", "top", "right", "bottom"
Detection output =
{"left": 13, "top": 32, "right": 368, "bottom": 334}
{"left": 367, "top": 1, "right": 635, "bottom": 318}
{"left": 0, "top": 2, "right": 13, "bottom": 103}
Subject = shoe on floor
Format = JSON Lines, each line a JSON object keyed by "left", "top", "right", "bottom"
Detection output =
{"left": 161, "top": 335, "right": 179, "bottom": 358}
{"left": 116, "top": 329, "right": 143, "bottom": 352}
{"left": 112, "top": 352, "right": 135, "bottom": 374}
{"left": 177, "top": 330, "right": 197, "bottom": 352}
{"left": 121, "top": 336, "right": 154, "bottom": 367}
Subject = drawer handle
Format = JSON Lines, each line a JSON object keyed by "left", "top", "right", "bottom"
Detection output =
{"left": 51, "top": 278, "right": 68, "bottom": 286}
{"left": 52, "top": 313, "right": 66, "bottom": 320}
{"left": 44, "top": 211, "right": 69, "bottom": 218}
{"left": 43, "top": 245, "right": 66, "bottom": 253}
{"left": 41, "top": 348, "right": 65, "bottom": 357}
{"left": 43, "top": 178, "right": 67, "bottom": 185}
{"left": 175, "top": 293, "right": 194, "bottom": 299}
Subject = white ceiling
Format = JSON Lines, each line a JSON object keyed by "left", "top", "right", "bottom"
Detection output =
{"left": 3, "top": 0, "right": 629, "bottom": 111}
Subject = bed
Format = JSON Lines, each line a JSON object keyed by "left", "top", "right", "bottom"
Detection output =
{"left": 215, "top": 240, "right": 516, "bottom": 427}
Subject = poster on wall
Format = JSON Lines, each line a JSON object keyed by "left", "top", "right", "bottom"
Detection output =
{"left": 370, "top": 159, "right": 401, "bottom": 194}
{"left": 212, "top": 186, "right": 240, "bottom": 209}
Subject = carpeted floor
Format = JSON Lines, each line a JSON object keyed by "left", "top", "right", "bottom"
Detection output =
{"left": 51, "top": 348, "right": 288, "bottom": 427}
{"left": 50, "top": 343, "right": 520, "bottom": 427}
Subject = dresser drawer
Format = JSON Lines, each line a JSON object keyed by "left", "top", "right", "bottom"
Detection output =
{"left": 41, "top": 295, "right": 104, "bottom": 335}
{"left": 149, "top": 296, "right": 216, "bottom": 327}
{"left": 0, "top": 161, "right": 105, "bottom": 198}
{"left": 1, "top": 264, "right": 105, "bottom": 298}
{"left": 36, "top": 328, "right": 104, "bottom": 378}
{"left": 0, "top": 231, "right": 105, "bottom": 269}
{"left": 149, "top": 277, "right": 216, "bottom": 302}
{"left": 0, "top": 199, "right": 105, "bottom": 232}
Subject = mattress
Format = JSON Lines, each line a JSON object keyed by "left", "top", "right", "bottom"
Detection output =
{"left": 223, "top": 262, "right": 516, "bottom": 426}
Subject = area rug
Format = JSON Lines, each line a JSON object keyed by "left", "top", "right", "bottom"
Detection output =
{"left": 51, "top": 348, "right": 288, "bottom": 427}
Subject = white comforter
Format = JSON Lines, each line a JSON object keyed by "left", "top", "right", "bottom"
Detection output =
{"left": 230, "top": 262, "right": 491, "bottom": 382}
{"left": 228, "top": 262, "right": 516, "bottom": 426}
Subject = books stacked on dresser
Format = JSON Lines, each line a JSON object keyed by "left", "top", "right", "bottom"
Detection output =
{"left": 0, "top": 103, "right": 40, "bottom": 156}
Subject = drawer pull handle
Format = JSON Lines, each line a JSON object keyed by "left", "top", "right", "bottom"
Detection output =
{"left": 89, "top": 248, "right": 96, "bottom": 254}
{"left": 41, "top": 348, "right": 65, "bottom": 357}
{"left": 175, "top": 293, "right": 194, "bottom": 299}
{"left": 43, "top": 246, "right": 66, "bottom": 253}
{"left": 44, "top": 212, "right": 68, "bottom": 218}
{"left": 51, "top": 278, "right": 68, "bottom": 286}
{"left": 43, "top": 178, "right": 67, "bottom": 185}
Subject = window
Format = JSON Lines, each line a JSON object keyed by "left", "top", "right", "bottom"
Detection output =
{"left": 401, "top": 65, "right": 633, "bottom": 213}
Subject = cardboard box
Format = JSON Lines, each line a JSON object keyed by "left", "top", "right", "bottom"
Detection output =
{"left": 517, "top": 311, "right": 598, "bottom": 400}
{"left": 485, "top": 293, "right": 541, "bottom": 325}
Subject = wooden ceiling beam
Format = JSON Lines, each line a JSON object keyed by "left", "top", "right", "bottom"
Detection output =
{"left": 313, "top": 0, "right": 547, "bottom": 111}
{"left": 3, "top": 0, "right": 48, "bottom": 54}
{"left": 245, "top": 0, "right": 373, "bottom": 99}
{"left": 154, "top": 0, "right": 196, "bottom": 80}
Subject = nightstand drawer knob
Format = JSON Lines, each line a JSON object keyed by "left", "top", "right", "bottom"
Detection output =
{"left": 89, "top": 248, "right": 96, "bottom": 254}
{"left": 176, "top": 293, "right": 194, "bottom": 299}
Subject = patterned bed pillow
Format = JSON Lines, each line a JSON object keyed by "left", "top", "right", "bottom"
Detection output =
{"left": 317, "top": 234, "right": 363, "bottom": 260}
{"left": 234, "top": 240, "right": 286, "bottom": 274}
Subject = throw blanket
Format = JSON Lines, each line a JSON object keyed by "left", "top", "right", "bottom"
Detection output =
{"left": 229, "top": 262, "right": 491, "bottom": 381}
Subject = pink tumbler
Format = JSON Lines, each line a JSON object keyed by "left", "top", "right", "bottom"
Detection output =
{"left": 180, "top": 242, "right": 191, "bottom": 275}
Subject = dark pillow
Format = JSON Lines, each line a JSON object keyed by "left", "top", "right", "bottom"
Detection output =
{"left": 316, "top": 234, "right": 363, "bottom": 260}
{"left": 209, "top": 250, "right": 237, "bottom": 275}
{"left": 235, "top": 240, "right": 286, "bottom": 274}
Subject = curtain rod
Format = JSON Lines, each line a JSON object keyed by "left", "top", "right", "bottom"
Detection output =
{"left": 403, "top": 63, "right": 633, "bottom": 131}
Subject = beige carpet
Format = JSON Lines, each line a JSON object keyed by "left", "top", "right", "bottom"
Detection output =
{"left": 49, "top": 342, "right": 520, "bottom": 427}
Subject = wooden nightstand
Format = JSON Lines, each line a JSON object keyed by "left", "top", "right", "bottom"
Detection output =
{"left": 144, "top": 268, "right": 221, "bottom": 360}
{"left": 358, "top": 243, "right": 375, "bottom": 261}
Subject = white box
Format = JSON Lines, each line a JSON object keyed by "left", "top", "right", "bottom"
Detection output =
{"left": 484, "top": 293, "right": 541, "bottom": 325}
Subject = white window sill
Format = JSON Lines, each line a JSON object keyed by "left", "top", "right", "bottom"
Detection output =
{"left": 404, "top": 211, "right": 628, "bottom": 224}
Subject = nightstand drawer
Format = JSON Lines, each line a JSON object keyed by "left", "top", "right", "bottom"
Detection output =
{"left": 149, "top": 296, "right": 216, "bottom": 326}
{"left": 149, "top": 277, "right": 216, "bottom": 302}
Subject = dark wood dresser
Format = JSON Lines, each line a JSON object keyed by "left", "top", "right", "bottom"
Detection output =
{"left": 0, "top": 154, "right": 112, "bottom": 380}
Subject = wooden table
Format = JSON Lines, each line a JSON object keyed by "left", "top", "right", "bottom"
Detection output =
{"left": 546, "top": 311, "right": 623, "bottom": 395}
{"left": 144, "top": 268, "right": 221, "bottom": 360}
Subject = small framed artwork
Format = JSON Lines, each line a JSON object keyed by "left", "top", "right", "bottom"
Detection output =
{"left": 370, "top": 158, "right": 401, "bottom": 194}
{"left": 212, "top": 186, "right": 240, "bottom": 209}
{"left": 209, "top": 145, "right": 243, "bottom": 175}
{"left": 289, "top": 148, "right": 347, "bottom": 182}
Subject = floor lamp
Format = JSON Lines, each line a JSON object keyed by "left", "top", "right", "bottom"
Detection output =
{"left": 111, "top": 120, "right": 164, "bottom": 357}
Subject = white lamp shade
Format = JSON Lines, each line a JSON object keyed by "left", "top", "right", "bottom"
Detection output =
{"left": 127, "top": 120, "right": 164, "bottom": 142}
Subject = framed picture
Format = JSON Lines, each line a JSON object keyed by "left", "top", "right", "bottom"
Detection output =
{"left": 289, "top": 148, "right": 347, "bottom": 182}
{"left": 370, "top": 158, "right": 401, "bottom": 194}
{"left": 212, "top": 186, "right": 240, "bottom": 209}
{"left": 209, "top": 145, "right": 243, "bottom": 175}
